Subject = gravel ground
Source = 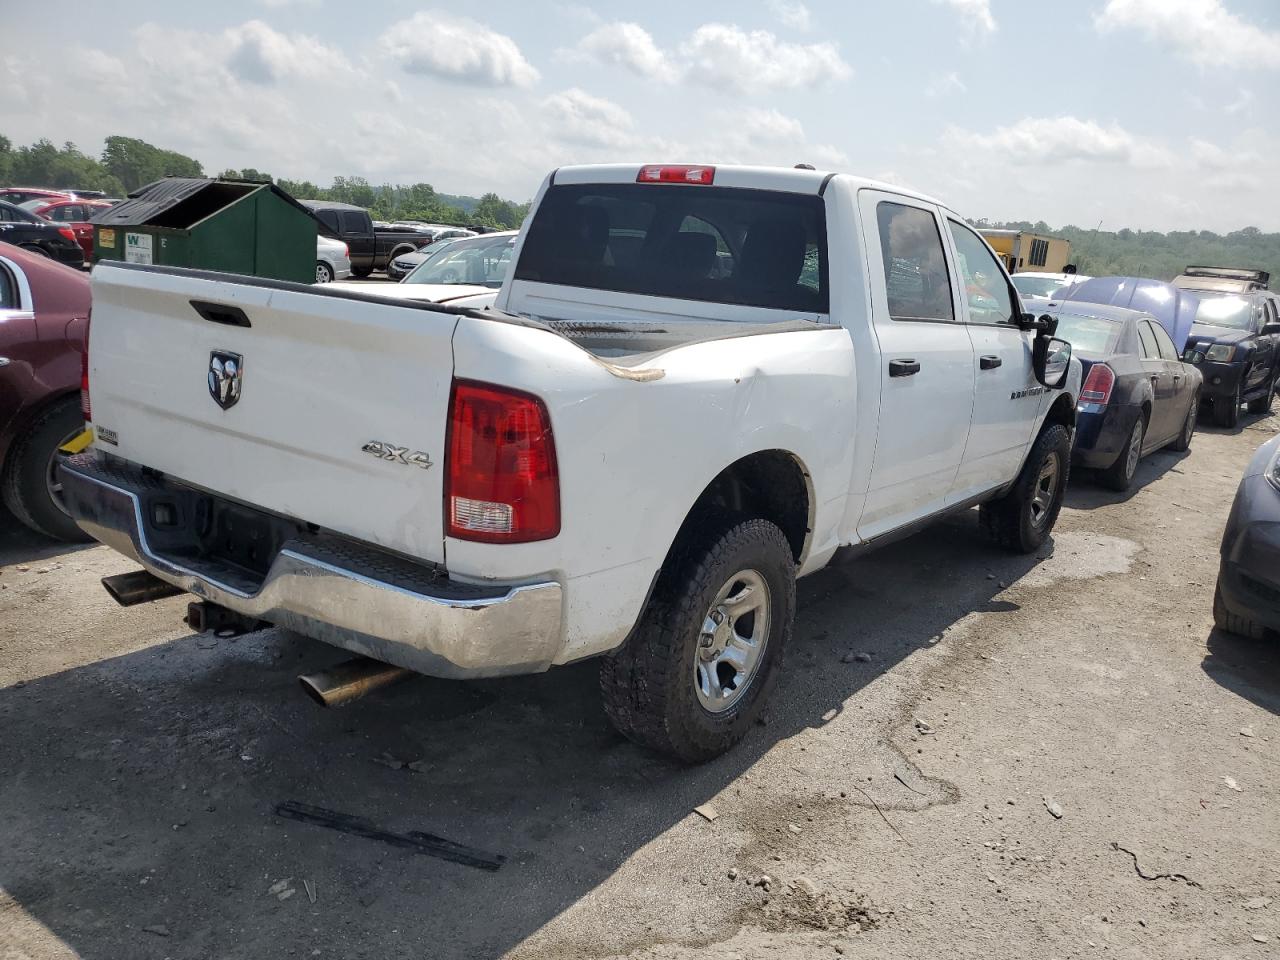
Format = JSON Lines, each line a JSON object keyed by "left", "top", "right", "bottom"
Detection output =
{"left": 1, "top": 410, "right": 1277, "bottom": 960}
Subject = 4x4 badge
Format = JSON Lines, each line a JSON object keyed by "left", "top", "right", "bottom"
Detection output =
{"left": 208, "top": 351, "right": 243, "bottom": 410}
{"left": 362, "top": 441, "right": 433, "bottom": 470}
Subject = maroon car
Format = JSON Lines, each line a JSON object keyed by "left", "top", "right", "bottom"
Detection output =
{"left": 0, "top": 242, "right": 91, "bottom": 540}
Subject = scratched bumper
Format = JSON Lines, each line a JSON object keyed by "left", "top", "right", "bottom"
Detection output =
{"left": 58, "top": 452, "right": 563, "bottom": 679}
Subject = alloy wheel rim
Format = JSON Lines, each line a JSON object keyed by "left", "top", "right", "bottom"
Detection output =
{"left": 1030, "top": 452, "right": 1059, "bottom": 528}
{"left": 1125, "top": 421, "right": 1143, "bottom": 478}
{"left": 1183, "top": 401, "right": 1196, "bottom": 444}
{"left": 46, "top": 428, "right": 82, "bottom": 517}
{"left": 316, "top": 264, "right": 330, "bottom": 283}
{"left": 694, "top": 569, "right": 771, "bottom": 714}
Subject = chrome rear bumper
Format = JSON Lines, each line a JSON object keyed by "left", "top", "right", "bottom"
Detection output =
{"left": 58, "top": 453, "right": 564, "bottom": 679}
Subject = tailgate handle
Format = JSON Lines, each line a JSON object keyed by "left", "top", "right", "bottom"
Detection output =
{"left": 190, "top": 300, "right": 251, "bottom": 328}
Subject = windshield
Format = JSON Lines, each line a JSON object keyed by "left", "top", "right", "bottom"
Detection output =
{"left": 1013, "top": 275, "right": 1075, "bottom": 299}
{"left": 515, "top": 182, "right": 828, "bottom": 313}
{"left": 1052, "top": 312, "right": 1121, "bottom": 355}
{"left": 1194, "top": 294, "right": 1255, "bottom": 331}
{"left": 403, "top": 233, "right": 515, "bottom": 287}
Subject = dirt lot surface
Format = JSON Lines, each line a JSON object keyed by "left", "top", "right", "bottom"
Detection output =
{"left": 2, "top": 411, "right": 1278, "bottom": 960}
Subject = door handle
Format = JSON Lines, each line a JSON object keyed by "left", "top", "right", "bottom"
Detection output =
{"left": 889, "top": 358, "right": 921, "bottom": 377}
{"left": 980, "top": 355, "right": 1002, "bottom": 370}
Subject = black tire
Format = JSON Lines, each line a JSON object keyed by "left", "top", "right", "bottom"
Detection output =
{"left": 599, "top": 518, "right": 795, "bottom": 762}
{"left": 351, "top": 264, "right": 373, "bottom": 278}
{"left": 1170, "top": 391, "right": 1198, "bottom": 452}
{"left": 1099, "top": 413, "right": 1145, "bottom": 492}
{"left": 979, "top": 423, "right": 1071, "bottom": 553}
{"left": 1213, "top": 581, "right": 1266, "bottom": 640}
{"left": 1, "top": 398, "right": 92, "bottom": 542}
{"left": 315, "top": 261, "right": 334, "bottom": 283}
{"left": 1214, "top": 380, "right": 1242, "bottom": 428}
{"left": 1246, "top": 369, "right": 1276, "bottom": 415}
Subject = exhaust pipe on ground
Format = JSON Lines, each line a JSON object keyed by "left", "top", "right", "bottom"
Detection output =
{"left": 298, "top": 657, "right": 412, "bottom": 708}
{"left": 101, "top": 569, "right": 185, "bottom": 606}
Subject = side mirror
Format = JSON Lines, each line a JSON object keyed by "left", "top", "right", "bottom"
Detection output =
{"left": 1034, "top": 336, "right": 1072, "bottom": 390}
{"left": 1263, "top": 322, "right": 1280, "bottom": 336}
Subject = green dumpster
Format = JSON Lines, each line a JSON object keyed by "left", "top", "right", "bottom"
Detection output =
{"left": 93, "top": 177, "right": 317, "bottom": 283}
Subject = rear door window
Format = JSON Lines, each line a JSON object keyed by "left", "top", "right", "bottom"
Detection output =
{"left": 876, "top": 202, "right": 953, "bottom": 322}
{"left": 0, "top": 263, "right": 16, "bottom": 308}
{"left": 1150, "top": 322, "right": 1180, "bottom": 361}
{"left": 1137, "top": 321, "right": 1160, "bottom": 358}
{"left": 515, "top": 183, "right": 828, "bottom": 312}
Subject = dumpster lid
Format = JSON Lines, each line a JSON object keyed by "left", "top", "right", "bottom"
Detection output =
{"left": 95, "top": 177, "right": 320, "bottom": 231}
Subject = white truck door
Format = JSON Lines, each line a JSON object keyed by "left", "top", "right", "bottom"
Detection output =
{"left": 943, "top": 216, "right": 1041, "bottom": 501}
{"left": 856, "top": 191, "right": 975, "bottom": 541}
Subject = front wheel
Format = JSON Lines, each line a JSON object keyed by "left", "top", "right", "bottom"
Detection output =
{"left": 1214, "top": 380, "right": 1242, "bottom": 428}
{"left": 600, "top": 518, "right": 795, "bottom": 762}
{"left": 1246, "top": 369, "right": 1276, "bottom": 415}
{"left": 980, "top": 424, "right": 1071, "bottom": 553}
{"left": 1171, "top": 391, "right": 1198, "bottom": 452}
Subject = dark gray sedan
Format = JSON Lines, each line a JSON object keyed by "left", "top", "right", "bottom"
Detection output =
{"left": 1215, "top": 432, "right": 1280, "bottom": 638}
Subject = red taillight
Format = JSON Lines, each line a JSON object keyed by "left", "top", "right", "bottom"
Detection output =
{"left": 80, "top": 312, "right": 91, "bottom": 422}
{"left": 342, "top": 243, "right": 349, "bottom": 258}
{"left": 446, "top": 380, "right": 559, "bottom": 543}
{"left": 1080, "top": 363, "right": 1114, "bottom": 404}
{"left": 57, "top": 226, "right": 77, "bottom": 243}
{"left": 636, "top": 164, "right": 715, "bottom": 185}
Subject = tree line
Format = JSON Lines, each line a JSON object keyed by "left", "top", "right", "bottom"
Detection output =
{"left": 977, "top": 218, "right": 1279, "bottom": 286}
{"left": 1, "top": 134, "right": 1276, "bottom": 274}
{"left": 0, "top": 135, "right": 528, "bottom": 229}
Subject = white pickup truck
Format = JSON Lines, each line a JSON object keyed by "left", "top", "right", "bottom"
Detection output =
{"left": 62, "top": 163, "right": 1078, "bottom": 761}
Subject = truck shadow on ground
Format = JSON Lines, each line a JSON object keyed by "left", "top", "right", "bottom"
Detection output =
{"left": 1201, "top": 626, "right": 1280, "bottom": 717}
{"left": 0, "top": 510, "right": 1050, "bottom": 960}
{"left": 0, "top": 506, "right": 94, "bottom": 567}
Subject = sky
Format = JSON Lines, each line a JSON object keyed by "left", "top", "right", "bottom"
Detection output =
{"left": 2, "top": 0, "right": 1277, "bottom": 232}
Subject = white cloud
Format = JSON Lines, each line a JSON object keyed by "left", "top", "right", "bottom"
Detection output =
{"left": 543, "top": 88, "right": 634, "bottom": 148}
{"left": 1095, "top": 0, "right": 1280, "bottom": 67}
{"left": 258, "top": 0, "right": 320, "bottom": 7}
{"left": 1225, "top": 88, "right": 1254, "bottom": 114}
{"left": 931, "top": 0, "right": 996, "bottom": 36}
{"left": 768, "top": 0, "right": 812, "bottom": 31}
{"left": 570, "top": 21, "right": 851, "bottom": 92}
{"left": 379, "top": 12, "right": 540, "bottom": 87}
{"left": 679, "top": 24, "right": 851, "bottom": 92}
{"left": 741, "top": 108, "right": 805, "bottom": 142}
{"left": 574, "top": 22, "right": 677, "bottom": 81}
{"left": 945, "top": 116, "right": 1172, "bottom": 168}
{"left": 925, "top": 71, "right": 966, "bottom": 97}
{"left": 225, "top": 20, "right": 353, "bottom": 84}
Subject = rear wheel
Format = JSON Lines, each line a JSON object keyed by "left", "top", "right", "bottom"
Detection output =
{"left": 315, "top": 261, "right": 334, "bottom": 283}
{"left": 2, "top": 398, "right": 92, "bottom": 542}
{"left": 1246, "top": 369, "right": 1276, "bottom": 415}
{"left": 1170, "top": 391, "right": 1198, "bottom": 452}
{"left": 1214, "top": 380, "right": 1242, "bottom": 428}
{"left": 600, "top": 518, "right": 795, "bottom": 762}
{"left": 351, "top": 264, "right": 372, "bottom": 278}
{"left": 1099, "top": 415, "right": 1145, "bottom": 491}
{"left": 980, "top": 424, "right": 1071, "bottom": 553}
{"left": 1213, "top": 581, "right": 1267, "bottom": 640}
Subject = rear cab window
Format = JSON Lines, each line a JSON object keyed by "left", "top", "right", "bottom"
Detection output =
{"left": 514, "top": 183, "right": 828, "bottom": 313}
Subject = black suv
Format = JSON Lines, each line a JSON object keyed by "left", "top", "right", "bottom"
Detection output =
{"left": 0, "top": 200, "right": 85, "bottom": 266}
{"left": 1174, "top": 267, "right": 1280, "bottom": 427}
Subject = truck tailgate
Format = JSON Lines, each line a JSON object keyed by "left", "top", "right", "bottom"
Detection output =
{"left": 88, "top": 264, "right": 455, "bottom": 563}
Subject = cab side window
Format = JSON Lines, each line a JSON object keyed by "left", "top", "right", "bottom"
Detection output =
{"left": 947, "top": 220, "right": 1014, "bottom": 325}
{"left": 1137, "top": 321, "right": 1160, "bottom": 359}
{"left": 875, "top": 202, "right": 953, "bottom": 322}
